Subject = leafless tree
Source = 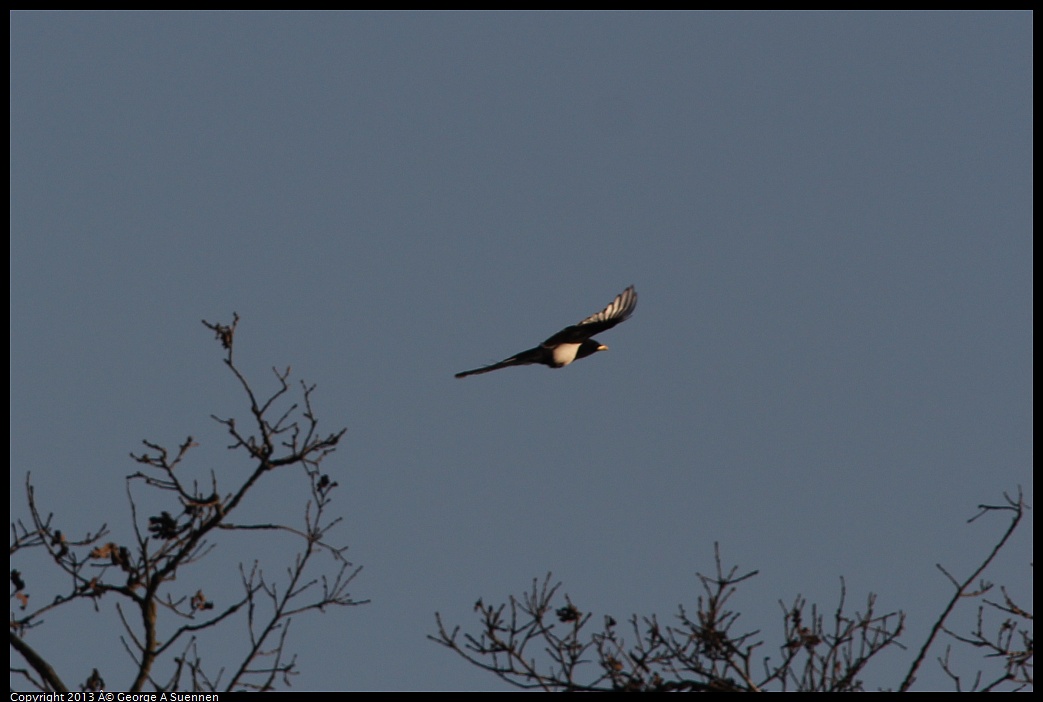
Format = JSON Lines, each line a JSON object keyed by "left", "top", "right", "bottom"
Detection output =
{"left": 11, "top": 315, "right": 365, "bottom": 692}
{"left": 432, "top": 490, "right": 1030, "bottom": 691}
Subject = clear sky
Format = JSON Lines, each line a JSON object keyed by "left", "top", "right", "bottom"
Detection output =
{"left": 10, "top": 11, "right": 1032, "bottom": 691}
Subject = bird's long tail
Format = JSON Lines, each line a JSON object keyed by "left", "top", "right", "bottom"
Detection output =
{"left": 454, "top": 346, "right": 543, "bottom": 378}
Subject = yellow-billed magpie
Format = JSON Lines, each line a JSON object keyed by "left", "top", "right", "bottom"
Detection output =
{"left": 455, "top": 286, "right": 637, "bottom": 378}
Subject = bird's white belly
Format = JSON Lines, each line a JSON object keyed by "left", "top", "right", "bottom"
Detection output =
{"left": 551, "top": 343, "right": 582, "bottom": 367}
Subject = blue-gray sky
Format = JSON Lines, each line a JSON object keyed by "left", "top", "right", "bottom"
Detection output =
{"left": 10, "top": 11, "right": 1032, "bottom": 691}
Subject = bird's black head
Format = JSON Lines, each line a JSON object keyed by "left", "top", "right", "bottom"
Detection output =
{"left": 577, "top": 339, "right": 609, "bottom": 361}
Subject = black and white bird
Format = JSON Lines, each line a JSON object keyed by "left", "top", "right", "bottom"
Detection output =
{"left": 455, "top": 286, "right": 637, "bottom": 378}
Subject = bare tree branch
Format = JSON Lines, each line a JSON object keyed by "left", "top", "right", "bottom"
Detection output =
{"left": 11, "top": 315, "right": 366, "bottom": 692}
{"left": 434, "top": 492, "right": 1030, "bottom": 693}
{"left": 899, "top": 488, "right": 1029, "bottom": 692}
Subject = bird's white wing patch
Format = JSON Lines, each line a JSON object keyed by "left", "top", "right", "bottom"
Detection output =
{"left": 577, "top": 285, "right": 638, "bottom": 326}
{"left": 551, "top": 343, "right": 582, "bottom": 367}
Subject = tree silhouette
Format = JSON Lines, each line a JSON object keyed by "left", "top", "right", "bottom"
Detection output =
{"left": 432, "top": 491, "right": 1030, "bottom": 691}
{"left": 10, "top": 315, "right": 365, "bottom": 692}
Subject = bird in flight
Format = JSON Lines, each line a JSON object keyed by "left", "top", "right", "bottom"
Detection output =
{"left": 455, "top": 286, "right": 638, "bottom": 378}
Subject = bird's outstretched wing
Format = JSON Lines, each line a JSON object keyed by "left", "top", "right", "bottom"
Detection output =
{"left": 454, "top": 346, "right": 547, "bottom": 378}
{"left": 541, "top": 285, "right": 638, "bottom": 346}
